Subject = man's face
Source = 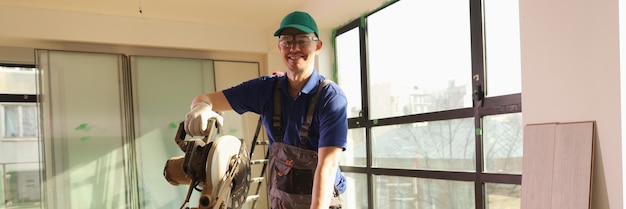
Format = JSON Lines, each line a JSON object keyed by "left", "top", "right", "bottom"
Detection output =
{"left": 277, "top": 28, "right": 322, "bottom": 73}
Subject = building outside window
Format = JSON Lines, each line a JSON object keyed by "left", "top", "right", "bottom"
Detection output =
{"left": 0, "top": 64, "right": 41, "bottom": 209}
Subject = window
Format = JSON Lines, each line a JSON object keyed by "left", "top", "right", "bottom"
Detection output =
{"left": 371, "top": 118, "right": 475, "bottom": 171}
{"left": 0, "top": 64, "right": 41, "bottom": 208}
{"left": 367, "top": 0, "right": 472, "bottom": 119}
{"left": 333, "top": 0, "right": 522, "bottom": 208}
{"left": 2, "top": 104, "right": 38, "bottom": 140}
{"left": 0, "top": 65, "right": 37, "bottom": 95}
{"left": 335, "top": 27, "right": 363, "bottom": 118}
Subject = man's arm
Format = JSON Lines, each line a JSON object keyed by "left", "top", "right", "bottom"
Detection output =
{"left": 310, "top": 146, "right": 343, "bottom": 209}
{"left": 190, "top": 91, "right": 233, "bottom": 112}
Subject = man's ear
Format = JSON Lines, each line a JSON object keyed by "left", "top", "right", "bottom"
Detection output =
{"left": 316, "top": 39, "right": 323, "bottom": 53}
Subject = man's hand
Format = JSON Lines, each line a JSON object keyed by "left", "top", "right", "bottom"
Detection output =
{"left": 184, "top": 102, "right": 224, "bottom": 136}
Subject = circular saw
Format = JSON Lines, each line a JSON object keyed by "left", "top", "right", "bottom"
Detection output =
{"left": 164, "top": 119, "right": 251, "bottom": 209}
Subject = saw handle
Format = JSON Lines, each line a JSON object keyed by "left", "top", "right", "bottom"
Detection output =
{"left": 175, "top": 118, "right": 218, "bottom": 152}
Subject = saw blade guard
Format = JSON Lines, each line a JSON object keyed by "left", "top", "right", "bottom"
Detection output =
{"left": 164, "top": 120, "right": 251, "bottom": 209}
{"left": 208, "top": 135, "right": 241, "bottom": 193}
{"left": 201, "top": 135, "right": 251, "bottom": 209}
{"left": 200, "top": 135, "right": 251, "bottom": 208}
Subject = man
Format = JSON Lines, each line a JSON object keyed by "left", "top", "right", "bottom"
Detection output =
{"left": 184, "top": 11, "right": 348, "bottom": 209}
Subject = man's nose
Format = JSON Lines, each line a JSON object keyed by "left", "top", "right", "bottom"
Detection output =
{"left": 289, "top": 43, "right": 300, "bottom": 51}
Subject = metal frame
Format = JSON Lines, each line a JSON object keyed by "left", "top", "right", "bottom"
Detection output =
{"left": 332, "top": 0, "right": 522, "bottom": 208}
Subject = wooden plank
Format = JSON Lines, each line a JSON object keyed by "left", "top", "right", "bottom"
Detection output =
{"left": 550, "top": 122, "right": 594, "bottom": 209}
{"left": 521, "top": 121, "right": 595, "bottom": 209}
{"left": 521, "top": 123, "right": 556, "bottom": 209}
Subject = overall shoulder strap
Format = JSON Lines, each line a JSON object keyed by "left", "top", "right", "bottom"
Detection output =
{"left": 272, "top": 77, "right": 283, "bottom": 142}
{"left": 298, "top": 79, "right": 332, "bottom": 149}
{"left": 272, "top": 78, "right": 333, "bottom": 148}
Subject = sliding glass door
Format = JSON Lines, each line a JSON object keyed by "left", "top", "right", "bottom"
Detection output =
{"left": 37, "top": 51, "right": 262, "bottom": 209}
{"left": 37, "top": 50, "right": 130, "bottom": 209}
{"left": 131, "top": 56, "right": 216, "bottom": 208}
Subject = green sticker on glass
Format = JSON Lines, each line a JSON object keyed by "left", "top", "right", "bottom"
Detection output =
{"left": 475, "top": 128, "right": 483, "bottom": 136}
{"left": 169, "top": 122, "right": 178, "bottom": 129}
{"left": 75, "top": 123, "right": 89, "bottom": 130}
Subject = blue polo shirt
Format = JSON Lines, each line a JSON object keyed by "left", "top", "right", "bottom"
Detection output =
{"left": 222, "top": 70, "right": 348, "bottom": 193}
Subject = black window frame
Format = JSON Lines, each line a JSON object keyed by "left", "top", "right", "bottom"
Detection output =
{"left": 333, "top": 1, "right": 522, "bottom": 208}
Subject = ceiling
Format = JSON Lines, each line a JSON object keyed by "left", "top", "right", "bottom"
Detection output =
{"left": 0, "top": 0, "right": 390, "bottom": 31}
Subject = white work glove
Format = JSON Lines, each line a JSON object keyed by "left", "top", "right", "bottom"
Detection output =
{"left": 184, "top": 102, "right": 224, "bottom": 136}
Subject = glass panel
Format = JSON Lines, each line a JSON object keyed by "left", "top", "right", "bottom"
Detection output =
{"left": 342, "top": 172, "right": 368, "bottom": 209}
{"left": 367, "top": 0, "right": 472, "bottom": 119}
{"left": 40, "top": 51, "right": 127, "bottom": 208}
{"left": 21, "top": 105, "right": 38, "bottom": 138}
{"left": 3, "top": 104, "right": 38, "bottom": 139}
{"left": 485, "top": 183, "right": 521, "bottom": 209}
{"left": 0, "top": 66, "right": 37, "bottom": 94}
{"left": 341, "top": 128, "right": 366, "bottom": 167}
{"left": 132, "top": 56, "right": 216, "bottom": 208}
{"left": 133, "top": 58, "right": 262, "bottom": 209}
{"left": 4, "top": 163, "right": 42, "bottom": 208}
{"left": 0, "top": 166, "right": 3, "bottom": 207}
{"left": 484, "top": 0, "right": 522, "bottom": 97}
{"left": 374, "top": 176, "right": 474, "bottom": 209}
{"left": 212, "top": 61, "right": 265, "bottom": 208}
{"left": 483, "top": 113, "right": 523, "bottom": 174}
{"left": 213, "top": 61, "right": 262, "bottom": 141}
{"left": 335, "top": 27, "right": 363, "bottom": 118}
{"left": 371, "top": 118, "right": 475, "bottom": 171}
{"left": 4, "top": 105, "right": 19, "bottom": 138}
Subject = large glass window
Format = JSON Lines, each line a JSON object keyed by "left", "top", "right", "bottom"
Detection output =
{"left": 333, "top": 0, "right": 522, "bottom": 208}
{"left": 374, "top": 176, "right": 475, "bottom": 209}
{"left": 367, "top": 0, "right": 472, "bottom": 119}
{"left": 371, "top": 118, "right": 475, "bottom": 171}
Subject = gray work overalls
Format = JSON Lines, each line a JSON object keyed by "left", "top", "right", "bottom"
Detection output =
{"left": 266, "top": 77, "right": 342, "bottom": 209}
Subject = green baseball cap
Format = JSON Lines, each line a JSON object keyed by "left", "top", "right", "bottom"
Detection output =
{"left": 273, "top": 11, "right": 319, "bottom": 37}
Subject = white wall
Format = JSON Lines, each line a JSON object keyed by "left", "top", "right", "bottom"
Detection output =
{"left": 0, "top": 6, "right": 269, "bottom": 54}
{"left": 520, "top": 0, "right": 621, "bottom": 208}
{"left": 0, "top": 5, "right": 270, "bottom": 73}
{"left": 0, "top": 5, "right": 335, "bottom": 78}
{"left": 0, "top": 46, "right": 34, "bottom": 64}
{"left": 621, "top": 0, "right": 626, "bottom": 206}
